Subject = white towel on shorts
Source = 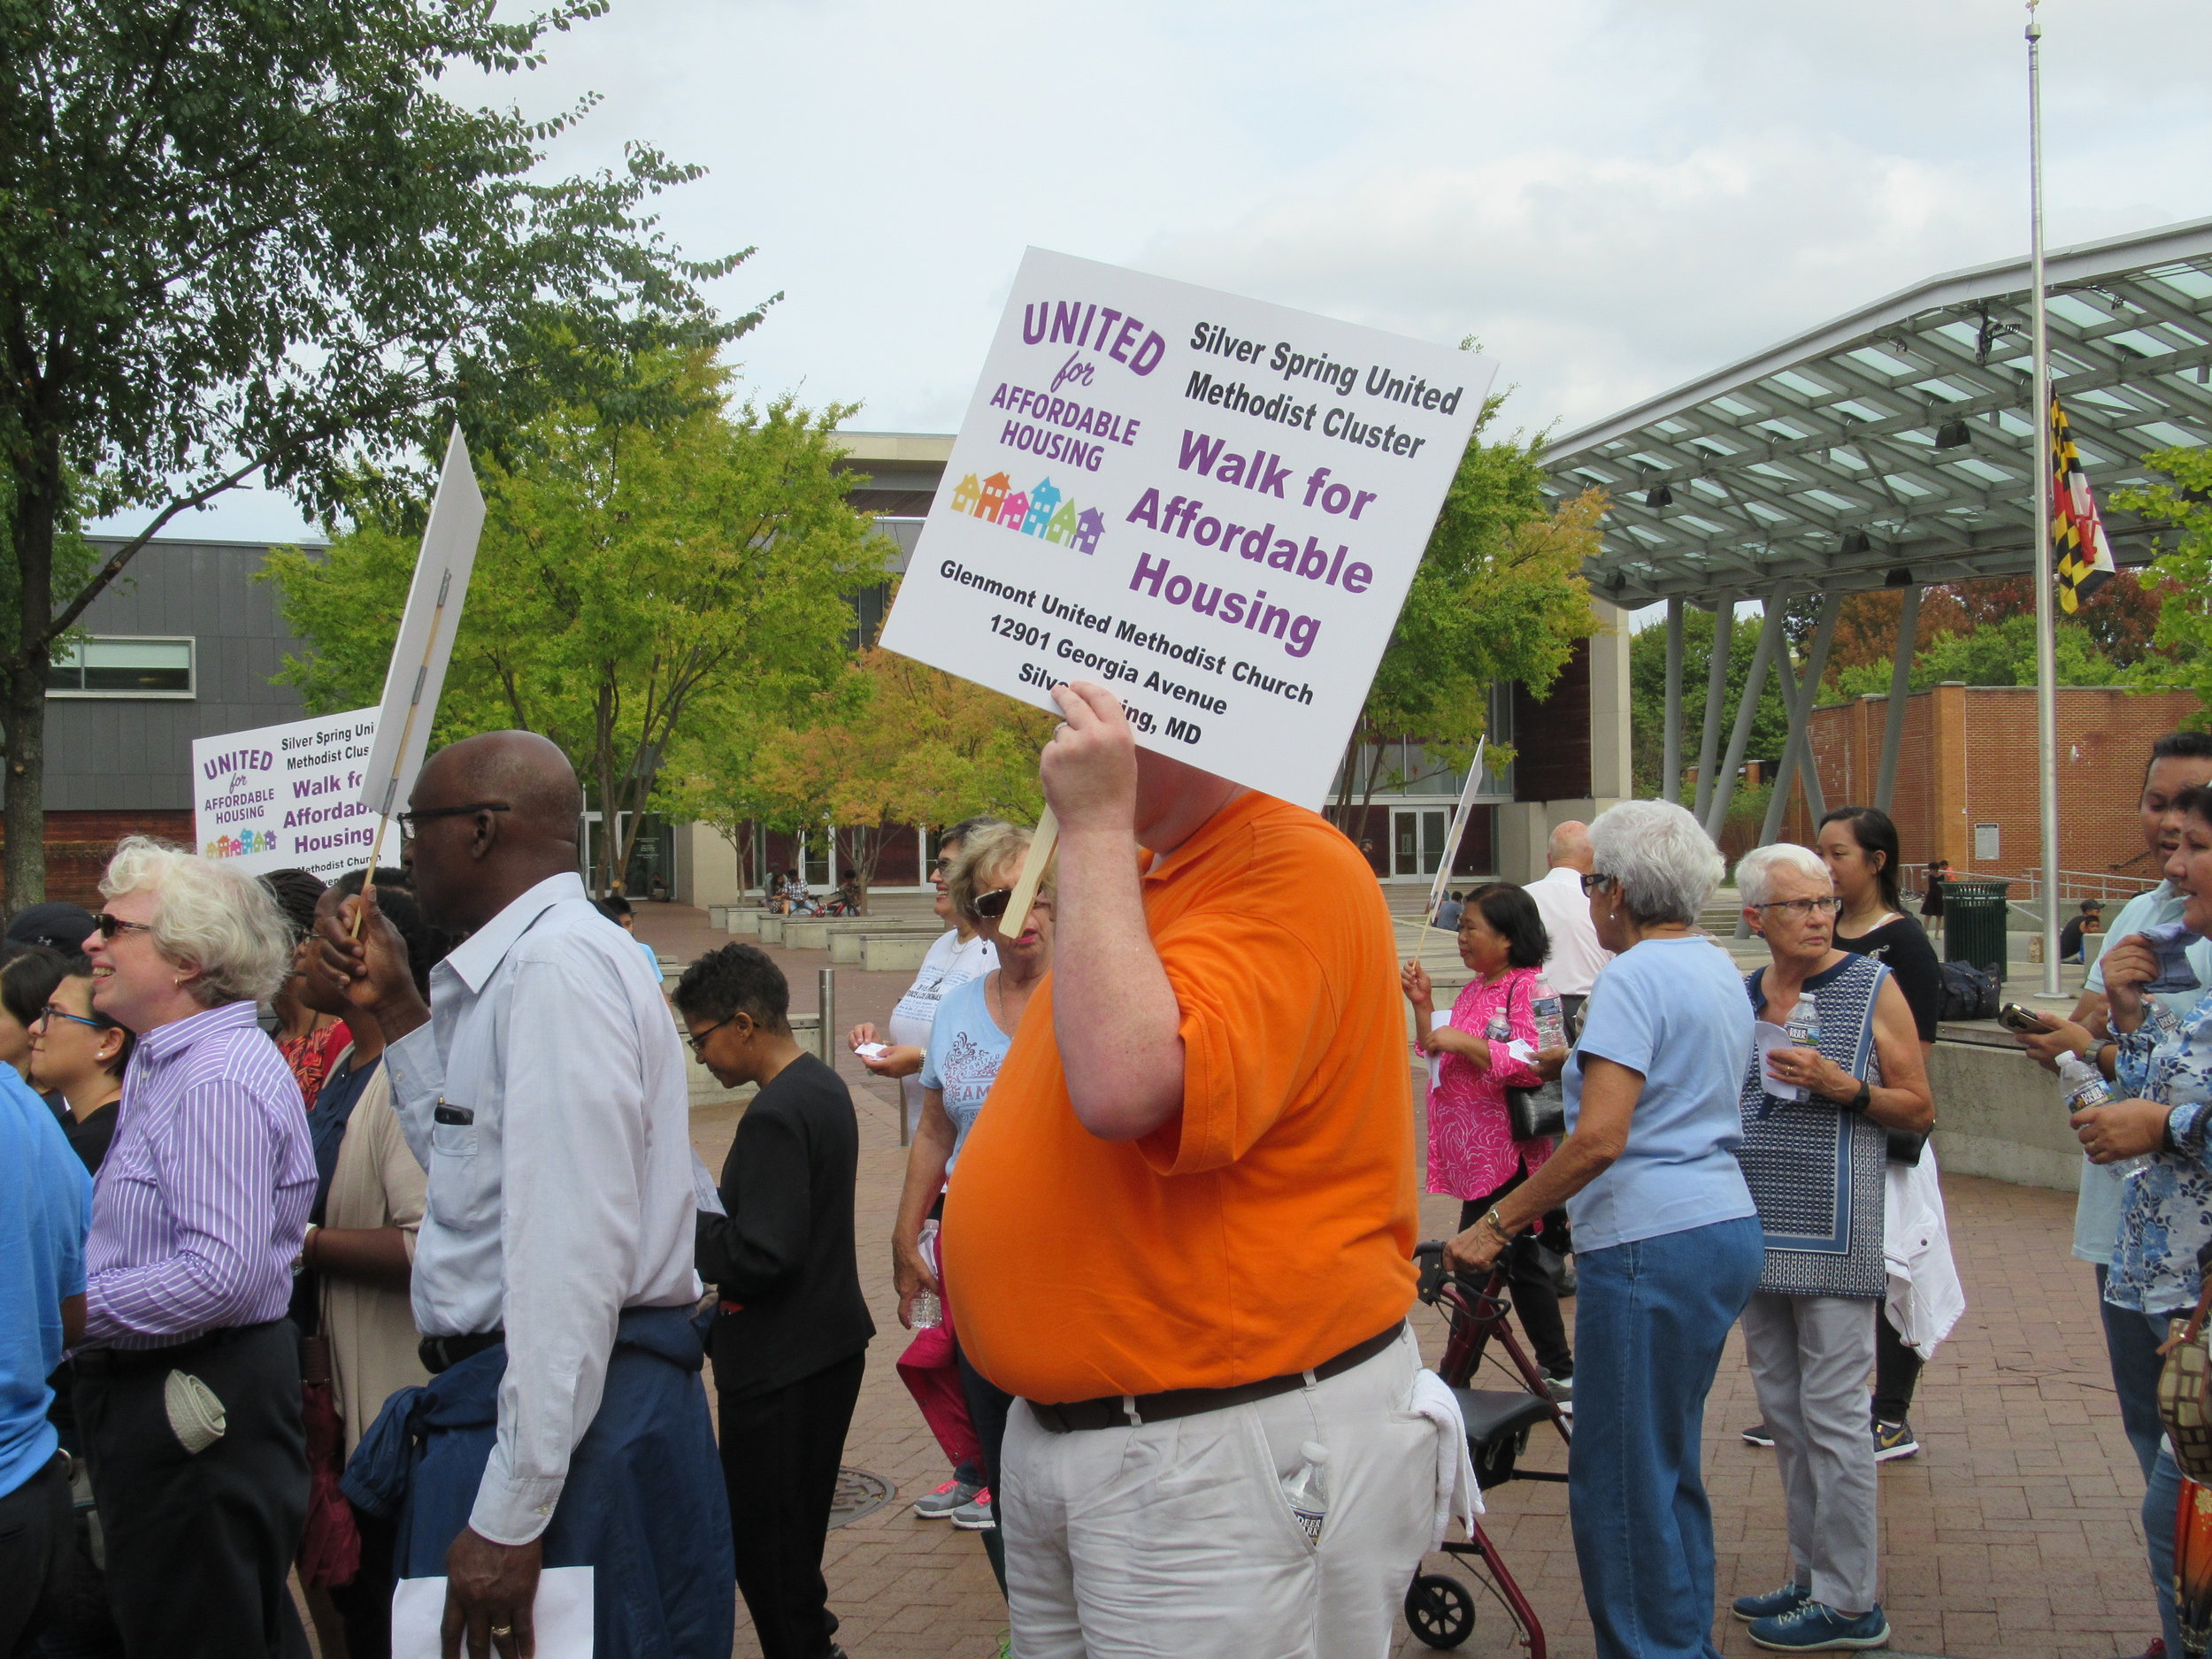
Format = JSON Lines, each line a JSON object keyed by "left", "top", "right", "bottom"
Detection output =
{"left": 1405, "top": 1368, "right": 1483, "bottom": 1549}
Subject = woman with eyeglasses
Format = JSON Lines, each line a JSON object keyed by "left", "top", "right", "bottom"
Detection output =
{"left": 848, "top": 817, "right": 1004, "bottom": 1142}
{"left": 0, "top": 942, "right": 88, "bottom": 1127}
{"left": 72, "top": 836, "right": 315, "bottom": 1659}
{"left": 1723, "top": 842, "right": 1932, "bottom": 1654}
{"left": 1444, "top": 799, "right": 1763, "bottom": 1659}
{"left": 889, "top": 821, "right": 1054, "bottom": 1580}
{"left": 28, "top": 956, "right": 133, "bottom": 1172}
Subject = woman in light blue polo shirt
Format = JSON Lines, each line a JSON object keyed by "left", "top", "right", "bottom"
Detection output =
{"left": 1447, "top": 798, "right": 1760, "bottom": 1659}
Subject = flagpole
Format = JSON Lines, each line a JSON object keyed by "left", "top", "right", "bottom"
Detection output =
{"left": 2028, "top": 0, "right": 2062, "bottom": 996}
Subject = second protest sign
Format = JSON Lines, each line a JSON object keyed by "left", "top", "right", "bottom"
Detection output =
{"left": 879, "top": 247, "right": 1494, "bottom": 808}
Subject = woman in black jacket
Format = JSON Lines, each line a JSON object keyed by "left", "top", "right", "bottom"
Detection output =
{"left": 677, "top": 945, "right": 873, "bottom": 1659}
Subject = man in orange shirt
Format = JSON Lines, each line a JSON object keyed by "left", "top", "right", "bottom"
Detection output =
{"left": 941, "top": 680, "right": 1435, "bottom": 1658}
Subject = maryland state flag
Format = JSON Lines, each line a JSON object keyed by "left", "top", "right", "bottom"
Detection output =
{"left": 2052, "top": 396, "right": 2117, "bottom": 613}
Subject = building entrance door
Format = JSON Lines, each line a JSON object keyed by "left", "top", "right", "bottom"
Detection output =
{"left": 1392, "top": 807, "right": 1448, "bottom": 880}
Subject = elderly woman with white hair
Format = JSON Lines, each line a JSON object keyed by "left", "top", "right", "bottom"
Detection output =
{"left": 70, "top": 835, "right": 317, "bottom": 1659}
{"left": 1446, "top": 799, "right": 1763, "bottom": 1659}
{"left": 1724, "top": 841, "right": 1932, "bottom": 1655}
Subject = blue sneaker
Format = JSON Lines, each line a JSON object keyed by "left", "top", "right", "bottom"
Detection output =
{"left": 1732, "top": 1583, "right": 1812, "bottom": 1622}
{"left": 1747, "top": 1601, "right": 1890, "bottom": 1652}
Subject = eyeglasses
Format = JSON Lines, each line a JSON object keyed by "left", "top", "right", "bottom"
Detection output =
{"left": 684, "top": 1013, "right": 737, "bottom": 1058}
{"left": 930, "top": 858, "right": 952, "bottom": 876}
{"left": 1758, "top": 896, "right": 1844, "bottom": 917}
{"left": 35, "top": 1002, "right": 110, "bottom": 1033}
{"left": 92, "top": 913, "right": 153, "bottom": 941}
{"left": 1579, "top": 873, "right": 1617, "bottom": 896}
{"left": 396, "top": 802, "right": 511, "bottom": 838}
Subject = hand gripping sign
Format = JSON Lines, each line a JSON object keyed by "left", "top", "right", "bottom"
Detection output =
{"left": 878, "top": 249, "right": 1494, "bottom": 926}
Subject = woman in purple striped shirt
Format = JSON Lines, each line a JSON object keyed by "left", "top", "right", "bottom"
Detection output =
{"left": 71, "top": 835, "right": 317, "bottom": 1659}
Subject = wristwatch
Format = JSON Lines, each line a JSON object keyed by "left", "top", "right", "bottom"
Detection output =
{"left": 1828, "top": 1079, "right": 1871, "bottom": 1112}
{"left": 1481, "top": 1206, "right": 1511, "bottom": 1240}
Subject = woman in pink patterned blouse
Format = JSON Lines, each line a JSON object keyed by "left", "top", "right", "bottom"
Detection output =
{"left": 1402, "top": 881, "right": 1574, "bottom": 1388}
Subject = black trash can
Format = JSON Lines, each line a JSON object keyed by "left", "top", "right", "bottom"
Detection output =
{"left": 1940, "top": 878, "right": 2013, "bottom": 984}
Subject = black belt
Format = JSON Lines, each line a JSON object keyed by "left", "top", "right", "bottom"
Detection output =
{"left": 1025, "top": 1323, "right": 1403, "bottom": 1433}
{"left": 419, "top": 1331, "right": 504, "bottom": 1375}
{"left": 73, "top": 1318, "right": 285, "bottom": 1378}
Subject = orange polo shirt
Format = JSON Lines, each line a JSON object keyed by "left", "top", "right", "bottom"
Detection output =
{"left": 941, "top": 790, "right": 1417, "bottom": 1402}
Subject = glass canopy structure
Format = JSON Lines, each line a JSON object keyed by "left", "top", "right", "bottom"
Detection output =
{"left": 1536, "top": 216, "right": 2212, "bottom": 868}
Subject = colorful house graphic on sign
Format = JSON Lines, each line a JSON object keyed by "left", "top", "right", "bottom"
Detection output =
{"left": 1021, "top": 480, "right": 1062, "bottom": 534}
{"left": 954, "top": 469, "right": 1101, "bottom": 554}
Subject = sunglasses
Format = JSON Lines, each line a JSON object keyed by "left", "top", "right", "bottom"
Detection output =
{"left": 396, "top": 802, "right": 511, "bottom": 838}
{"left": 92, "top": 913, "right": 154, "bottom": 941}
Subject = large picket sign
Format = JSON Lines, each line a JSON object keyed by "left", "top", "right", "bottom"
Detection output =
{"left": 879, "top": 248, "right": 1494, "bottom": 807}
{"left": 192, "top": 707, "right": 380, "bottom": 881}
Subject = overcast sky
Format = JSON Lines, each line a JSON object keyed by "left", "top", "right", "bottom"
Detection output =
{"left": 109, "top": 0, "right": 2212, "bottom": 545}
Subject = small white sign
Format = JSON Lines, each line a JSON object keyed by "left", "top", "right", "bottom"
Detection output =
{"left": 1974, "top": 822, "right": 2001, "bottom": 863}
{"left": 357, "top": 426, "right": 488, "bottom": 820}
{"left": 191, "top": 707, "right": 380, "bottom": 880}
{"left": 877, "top": 249, "right": 1493, "bottom": 808}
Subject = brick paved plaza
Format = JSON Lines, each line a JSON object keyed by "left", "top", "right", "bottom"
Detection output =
{"left": 641, "top": 902, "right": 2159, "bottom": 1659}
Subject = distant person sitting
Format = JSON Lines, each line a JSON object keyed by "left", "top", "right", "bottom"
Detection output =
{"left": 2060, "top": 899, "right": 2104, "bottom": 965}
{"left": 597, "top": 894, "right": 664, "bottom": 986}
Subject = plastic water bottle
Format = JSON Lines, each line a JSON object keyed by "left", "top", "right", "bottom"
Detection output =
{"left": 1485, "top": 1009, "right": 1510, "bottom": 1041}
{"left": 1280, "top": 1441, "right": 1330, "bottom": 1542}
{"left": 1784, "top": 1001, "right": 1821, "bottom": 1053}
{"left": 2061, "top": 1052, "right": 2151, "bottom": 1179}
{"left": 911, "top": 1220, "right": 943, "bottom": 1329}
{"left": 1532, "top": 995, "right": 1568, "bottom": 1052}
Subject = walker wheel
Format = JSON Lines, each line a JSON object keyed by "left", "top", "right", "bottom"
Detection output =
{"left": 1405, "top": 1572, "right": 1476, "bottom": 1648}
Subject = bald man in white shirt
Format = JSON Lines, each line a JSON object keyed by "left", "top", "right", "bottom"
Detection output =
{"left": 1523, "top": 821, "right": 1613, "bottom": 1018}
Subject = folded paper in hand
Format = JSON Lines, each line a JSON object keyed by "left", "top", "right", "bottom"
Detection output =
{"left": 392, "top": 1566, "right": 593, "bottom": 1658}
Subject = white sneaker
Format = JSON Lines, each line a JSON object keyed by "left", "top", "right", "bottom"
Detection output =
{"left": 950, "top": 1488, "right": 997, "bottom": 1530}
{"left": 912, "top": 1477, "right": 981, "bottom": 1519}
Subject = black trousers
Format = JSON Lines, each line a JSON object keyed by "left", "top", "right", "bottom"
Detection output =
{"left": 718, "top": 1352, "right": 865, "bottom": 1659}
{"left": 952, "top": 1337, "right": 1012, "bottom": 1597}
{"left": 326, "top": 1501, "right": 397, "bottom": 1659}
{"left": 0, "top": 1451, "right": 72, "bottom": 1656}
{"left": 1871, "top": 1313, "right": 1923, "bottom": 1423}
{"left": 73, "top": 1321, "right": 309, "bottom": 1659}
{"left": 1460, "top": 1168, "right": 1574, "bottom": 1380}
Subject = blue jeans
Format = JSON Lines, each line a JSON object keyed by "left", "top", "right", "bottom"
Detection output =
{"left": 1570, "top": 1215, "right": 1764, "bottom": 1659}
{"left": 2102, "top": 1271, "right": 2185, "bottom": 1655}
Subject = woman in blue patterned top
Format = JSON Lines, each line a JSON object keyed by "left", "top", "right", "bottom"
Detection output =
{"left": 2078, "top": 781, "right": 2212, "bottom": 1659}
{"left": 1726, "top": 843, "right": 1932, "bottom": 1655}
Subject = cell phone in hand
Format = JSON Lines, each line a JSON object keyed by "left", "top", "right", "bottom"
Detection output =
{"left": 1998, "top": 1002, "right": 2054, "bottom": 1034}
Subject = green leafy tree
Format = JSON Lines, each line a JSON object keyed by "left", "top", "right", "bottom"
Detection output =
{"left": 1332, "top": 386, "right": 1602, "bottom": 824}
{"left": 266, "top": 368, "right": 887, "bottom": 890}
{"left": 1628, "top": 605, "right": 1793, "bottom": 799}
{"left": 1824, "top": 612, "right": 2124, "bottom": 697}
{"left": 0, "top": 0, "right": 755, "bottom": 901}
{"left": 2115, "top": 446, "right": 2212, "bottom": 726}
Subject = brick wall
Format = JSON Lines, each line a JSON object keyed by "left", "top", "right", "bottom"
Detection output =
{"left": 1781, "top": 686, "right": 2200, "bottom": 884}
{"left": 4, "top": 810, "right": 198, "bottom": 907}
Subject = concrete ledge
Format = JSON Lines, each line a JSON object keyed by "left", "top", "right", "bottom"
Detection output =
{"left": 757, "top": 915, "right": 787, "bottom": 945}
{"left": 728, "top": 910, "right": 763, "bottom": 936}
{"left": 830, "top": 926, "right": 940, "bottom": 964}
{"left": 863, "top": 933, "right": 938, "bottom": 972}
{"left": 1926, "top": 1029, "right": 2078, "bottom": 1192}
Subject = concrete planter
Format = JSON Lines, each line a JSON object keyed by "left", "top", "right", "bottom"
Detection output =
{"left": 829, "top": 925, "right": 940, "bottom": 964}
{"left": 706, "top": 905, "right": 729, "bottom": 930}
{"left": 862, "top": 933, "right": 938, "bottom": 972}
{"left": 729, "top": 910, "right": 763, "bottom": 936}
{"left": 757, "top": 914, "right": 787, "bottom": 946}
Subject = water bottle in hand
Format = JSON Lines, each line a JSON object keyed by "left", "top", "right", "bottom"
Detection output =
{"left": 1532, "top": 995, "right": 1568, "bottom": 1053}
{"left": 911, "top": 1218, "right": 943, "bottom": 1328}
{"left": 2060, "top": 1051, "right": 2151, "bottom": 1179}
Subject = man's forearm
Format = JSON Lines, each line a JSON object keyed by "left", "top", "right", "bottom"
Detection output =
{"left": 1051, "top": 824, "right": 1185, "bottom": 1139}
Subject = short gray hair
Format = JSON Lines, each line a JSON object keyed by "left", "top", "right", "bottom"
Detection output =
{"left": 1586, "top": 800, "right": 1724, "bottom": 927}
{"left": 99, "top": 836, "right": 295, "bottom": 1007}
{"left": 1735, "top": 842, "right": 1832, "bottom": 909}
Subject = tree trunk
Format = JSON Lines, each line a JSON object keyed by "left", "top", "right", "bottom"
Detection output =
{"left": 4, "top": 453, "right": 61, "bottom": 908}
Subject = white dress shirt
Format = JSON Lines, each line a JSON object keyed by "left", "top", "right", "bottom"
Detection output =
{"left": 385, "top": 872, "right": 700, "bottom": 1545}
{"left": 1523, "top": 864, "right": 1613, "bottom": 997}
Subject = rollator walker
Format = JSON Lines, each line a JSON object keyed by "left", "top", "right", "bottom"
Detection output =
{"left": 1402, "top": 1241, "right": 1572, "bottom": 1655}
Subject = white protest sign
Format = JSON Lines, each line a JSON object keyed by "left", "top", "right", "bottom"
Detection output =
{"left": 878, "top": 248, "right": 1494, "bottom": 808}
{"left": 193, "top": 707, "right": 380, "bottom": 881}
{"left": 356, "top": 426, "right": 487, "bottom": 825}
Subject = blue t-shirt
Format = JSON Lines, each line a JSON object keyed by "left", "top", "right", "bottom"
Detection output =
{"left": 1564, "top": 935, "right": 1758, "bottom": 1253}
{"left": 918, "top": 973, "right": 1010, "bottom": 1171}
{"left": 0, "top": 1069, "right": 91, "bottom": 1499}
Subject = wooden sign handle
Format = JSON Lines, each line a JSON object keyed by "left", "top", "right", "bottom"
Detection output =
{"left": 347, "top": 817, "right": 391, "bottom": 940}
{"left": 1001, "top": 804, "right": 1058, "bottom": 937}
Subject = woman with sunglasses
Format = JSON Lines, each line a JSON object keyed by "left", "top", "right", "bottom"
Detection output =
{"left": 889, "top": 821, "right": 1055, "bottom": 1579}
{"left": 29, "top": 958, "right": 132, "bottom": 1172}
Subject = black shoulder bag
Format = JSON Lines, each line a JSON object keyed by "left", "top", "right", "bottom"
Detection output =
{"left": 1504, "top": 977, "right": 1571, "bottom": 1142}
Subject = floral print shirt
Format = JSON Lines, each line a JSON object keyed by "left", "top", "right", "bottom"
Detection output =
{"left": 2108, "top": 991, "right": 2212, "bottom": 1314}
{"left": 1427, "top": 966, "right": 1552, "bottom": 1202}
